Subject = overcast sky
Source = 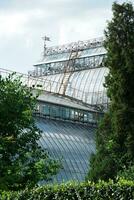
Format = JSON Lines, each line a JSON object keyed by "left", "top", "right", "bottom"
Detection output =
{"left": 0, "top": 0, "right": 129, "bottom": 73}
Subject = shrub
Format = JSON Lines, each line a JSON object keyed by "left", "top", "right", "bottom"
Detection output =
{"left": 117, "top": 165, "right": 134, "bottom": 181}
{"left": 0, "top": 180, "right": 134, "bottom": 200}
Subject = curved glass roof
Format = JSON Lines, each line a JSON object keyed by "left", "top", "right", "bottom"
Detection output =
{"left": 0, "top": 66, "right": 109, "bottom": 108}
{"left": 66, "top": 67, "right": 108, "bottom": 105}
{"left": 29, "top": 67, "right": 108, "bottom": 106}
{"left": 36, "top": 117, "right": 95, "bottom": 182}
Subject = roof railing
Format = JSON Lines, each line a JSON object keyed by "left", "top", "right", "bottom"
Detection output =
{"left": 43, "top": 37, "right": 104, "bottom": 56}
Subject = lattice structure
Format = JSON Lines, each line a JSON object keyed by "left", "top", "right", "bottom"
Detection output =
{"left": 28, "top": 37, "right": 106, "bottom": 77}
{"left": 43, "top": 37, "right": 104, "bottom": 55}
{"left": 25, "top": 37, "right": 108, "bottom": 111}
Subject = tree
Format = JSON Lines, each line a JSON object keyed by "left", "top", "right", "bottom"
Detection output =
{"left": 87, "top": 2, "right": 134, "bottom": 181}
{"left": 0, "top": 74, "right": 60, "bottom": 190}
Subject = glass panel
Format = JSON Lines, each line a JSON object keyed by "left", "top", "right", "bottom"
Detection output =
{"left": 42, "top": 105, "right": 50, "bottom": 116}
{"left": 80, "top": 46, "right": 106, "bottom": 58}
{"left": 70, "top": 109, "right": 75, "bottom": 120}
{"left": 43, "top": 52, "right": 70, "bottom": 63}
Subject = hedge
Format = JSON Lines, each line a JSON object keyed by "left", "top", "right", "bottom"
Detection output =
{"left": 0, "top": 179, "right": 134, "bottom": 200}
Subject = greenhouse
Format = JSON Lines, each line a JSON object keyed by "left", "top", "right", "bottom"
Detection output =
{"left": 29, "top": 37, "right": 108, "bottom": 182}
{"left": 0, "top": 37, "right": 108, "bottom": 183}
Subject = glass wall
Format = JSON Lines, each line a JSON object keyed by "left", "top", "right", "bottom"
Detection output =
{"left": 35, "top": 102, "right": 103, "bottom": 124}
{"left": 32, "top": 54, "right": 105, "bottom": 77}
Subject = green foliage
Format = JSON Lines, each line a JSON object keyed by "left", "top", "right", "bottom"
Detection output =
{"left": 88, "top": 2, "right": 134, "bottom": 181}
{"left": 87, "top": 112, "right": 118, "bottom": 181}
{"left": 0, "top": 180, "right": 134, "bottom": 200}
{"left": 0, "top": 74, "right": 60, "bottom": 191}
{"left": 117, "top": 165, "right": 134, "bottom": 181}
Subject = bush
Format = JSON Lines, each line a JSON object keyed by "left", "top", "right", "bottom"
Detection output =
{"left": 0, "top": 180, "right": 134, "bottom": 200}
{"left": 117, "top": 165, "right": 134, "bottom": 181}
{"left": 0, "top": 74, "right": 60, "bottom": 190}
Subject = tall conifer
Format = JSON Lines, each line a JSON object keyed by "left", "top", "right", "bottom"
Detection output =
{"left": 88, "top": 2, "right": 134, "bottom": 181}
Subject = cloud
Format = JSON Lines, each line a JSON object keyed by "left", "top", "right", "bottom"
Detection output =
{"left": 0, "top": 9, "right": 48, "bottom": 38}
{"left": 0, "top": 0, "right": 128, "bottom": 73}
{"left": 58, "top": 8, "right": 112, "bottom": 44}
{"left": 0, "top": 13, "right": 26, "bottom": 37}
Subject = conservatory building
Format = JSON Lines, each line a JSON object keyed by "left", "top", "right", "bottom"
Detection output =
{"left": 27, "top": 37, "right": 109, "bottom": 182}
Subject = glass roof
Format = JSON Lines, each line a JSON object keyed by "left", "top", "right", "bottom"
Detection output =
{"left": 29, "top": 67, "right": 109, "bottom": 106}
{"left": 36, "top": 118, "right": 95, "bottom": 183}
{"left": 66, "top": 67, "right": 108, "bottom": 105}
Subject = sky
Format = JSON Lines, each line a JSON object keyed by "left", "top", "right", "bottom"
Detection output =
{"left": 0, "top": 0, "right": 130, "bottom": 73}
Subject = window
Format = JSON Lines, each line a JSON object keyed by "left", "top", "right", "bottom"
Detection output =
{"left": 43, "top": 105, "right": 50, "bottom": 116}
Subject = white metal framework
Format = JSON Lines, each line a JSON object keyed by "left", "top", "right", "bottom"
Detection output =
{"left": 27, "top": 37, "right": 108, "bottom": 110}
